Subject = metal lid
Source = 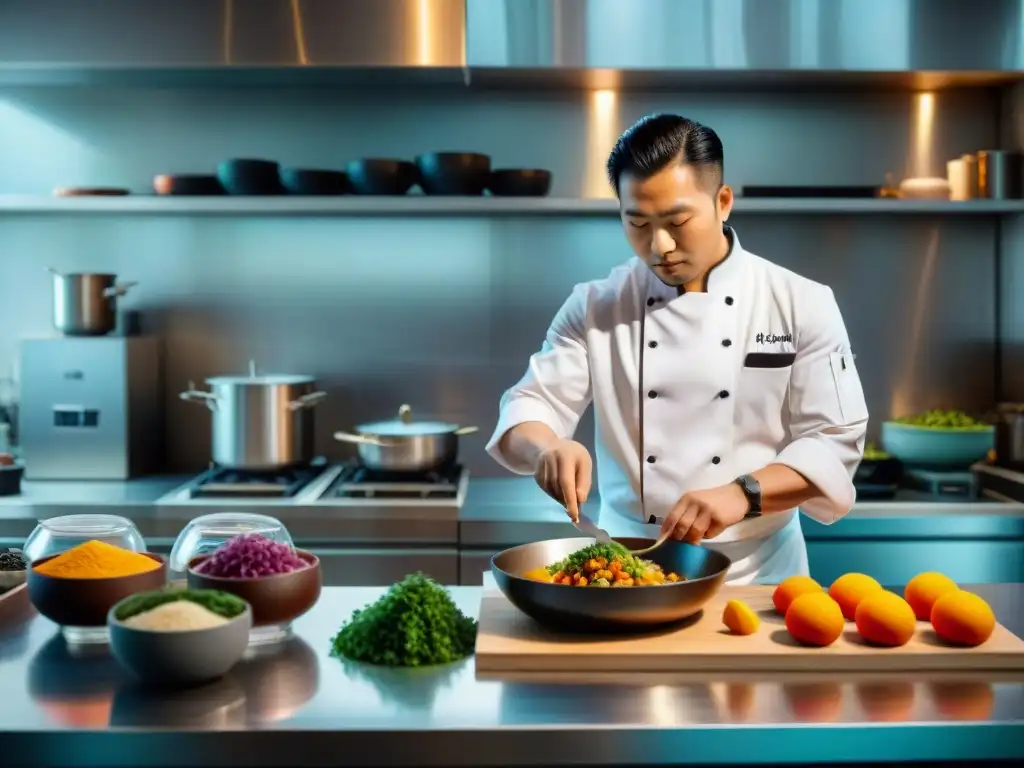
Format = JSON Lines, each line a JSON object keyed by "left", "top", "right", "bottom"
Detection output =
{"left": 207, "top": 374, "right": 314, "bottom": 386}
{"left": 356, "top": 419, "right": 459, "bottom": 437}
{"left": 356, "top": 403, "right": 458, "bottom": 437}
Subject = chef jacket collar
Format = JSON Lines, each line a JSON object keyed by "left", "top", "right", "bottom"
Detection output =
{"left": 643, "top": 225, "right": 746, "bottom": 302}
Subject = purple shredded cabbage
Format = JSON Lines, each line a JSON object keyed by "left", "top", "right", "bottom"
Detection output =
{"left": 197, "top": 533, "right": 307, "bottom": 579}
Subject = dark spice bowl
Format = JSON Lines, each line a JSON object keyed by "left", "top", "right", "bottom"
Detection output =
{"left": 186, "top": 550, "right": 321, "bottom": 627}
{"left": 27, "top": 553, "right": 168, "bottom": 628}
{"left": 487, "top": 168, "right": 552, "bottom": 197}
{"left": 416, "top": 152, "right": 491, "bottom": 196}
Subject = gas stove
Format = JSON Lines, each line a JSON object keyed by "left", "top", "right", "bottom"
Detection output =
{"left": 188, "top": 463, "right": 326, "bottom": 499}
{"left": 325, "top": 462, "right": 463, "bottom": 500}
{"left": 157, "top": 461, "right": 469, "bottom": 508}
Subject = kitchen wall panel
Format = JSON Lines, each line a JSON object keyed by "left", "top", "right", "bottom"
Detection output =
{"left": 0, "top": 85, "right": 1001, "bottom": 472}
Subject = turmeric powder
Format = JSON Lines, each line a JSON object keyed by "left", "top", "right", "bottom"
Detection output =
{"left": 33, "top": 540, "right": 160, "bottom": 579}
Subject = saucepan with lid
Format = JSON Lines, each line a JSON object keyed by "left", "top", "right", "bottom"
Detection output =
{"left": 334, "top": 404, "right": 478, "bottom": 472}
{"left": 180, "top": 361, "right": 327, "bottom": 470}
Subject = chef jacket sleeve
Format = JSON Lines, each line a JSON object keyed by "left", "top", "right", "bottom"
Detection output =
{"left": 486, "top": 285, "right": 593, "bottom": 474}
{"left": 773, "top": 285, "right": 868, "bottom": 524}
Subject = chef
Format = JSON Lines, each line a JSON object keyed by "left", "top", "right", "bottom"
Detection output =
{"left": 485, "top": 113, "right": 868, "bottom": 584}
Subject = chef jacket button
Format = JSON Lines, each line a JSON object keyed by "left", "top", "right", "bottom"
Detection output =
{"left": 648, "top": 515, "right": 657, "bottom": 524}
{"left": 722, "top": 339, "right": 732, "bottom": 347}
{"left": 648, "top": 340, "right": 658, "bottom": 348}
{"left": 648, "top": 390, "right": 658, "bottom": 399}
{"left": 646, "top": 455, "right": 656, "bottom": 464}
{"left": 647, "top": 297, "right": 655, "bottom": 307}
{"left": 725, "top": 296, "right": 734, "bottom": 305}
{"left": 712, "top": 456, "right": 721, "bottom": 464}
{"left": 719, "top": 390, "right": 730, "bottom": 399}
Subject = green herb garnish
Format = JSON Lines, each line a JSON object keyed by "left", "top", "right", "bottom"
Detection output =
{"left": 546, "top": 542, "right": 655, "bottom": 581}
{"left": 114, "top": 588, "right": 248, "bottom": 621}
{"left": 330, "top": 573, "right": 477, "bottom": 667}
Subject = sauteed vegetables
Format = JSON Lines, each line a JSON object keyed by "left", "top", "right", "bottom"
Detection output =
{"left": 528, "top": 542, "right": 682, "bottom": 587}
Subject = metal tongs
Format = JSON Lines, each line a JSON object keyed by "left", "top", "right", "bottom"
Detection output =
{"left": 570, "top": 513, "right": 669, "bottom": 556}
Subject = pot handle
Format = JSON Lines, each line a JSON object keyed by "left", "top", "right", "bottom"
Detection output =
{"left": 454, "top": 426, "right": 479, "bottom": 436}
{"left": 288, "top": 391, "right": 327, "bottom": 411}
{"left": 333, "top": 430, "right": 389, "bottom": 446}
{"left": 103, "top": 281, "right": 138, "bottom": 299}
{"left": 398, "top": 404, "right": 413, "bottom": 424}
{"left": 180, "top": 382, "right": 218, "bottom": 412}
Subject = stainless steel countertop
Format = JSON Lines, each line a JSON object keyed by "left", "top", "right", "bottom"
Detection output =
{"left": 0, "top": 584, "right": 1021, "bottom": 766}
{"left": 0, "top": 476, "right": 1021, "bottom": 547}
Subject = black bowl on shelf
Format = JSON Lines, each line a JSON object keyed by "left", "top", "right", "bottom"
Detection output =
{"left": 415, "top": 152, "right": 491, "bottom": 196}
{"left": 346, "top": 159, "right": 419, "bottom": 195}
{"left": 216, "top": 159, "right": 284, "bottom": 196}
{"left": 279, "top": 168, "right": 352, "bottom": 196}
{"left": 488, "top": 169, "right": 552, "bottom": 197}
{"left": 153, "top": 174, "right": 225, "bottom": 196}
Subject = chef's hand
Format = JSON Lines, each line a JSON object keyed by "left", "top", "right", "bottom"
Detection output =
{"left": 661, "top": 483, "right": 751, "bottom": 543}
{"left": 534, "top": 439, "right": 593, "bottom": 523}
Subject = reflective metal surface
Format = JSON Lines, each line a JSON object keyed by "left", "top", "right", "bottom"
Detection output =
{"left": 0, "top": 586, "right": 1021, "bottom": 766}
{"left": 0, "top": 0, "right": 466, "bottom": 67}
{"left": 467, "top": 0, "right": 1024, "bottom": 72}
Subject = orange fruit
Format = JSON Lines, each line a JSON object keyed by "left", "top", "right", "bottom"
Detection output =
{"left": 785, "top": 591, "right": 845, "bottom": 647}
{"left": 904, "top": 572, "right": 959, "bottom": 621}
{"left": 930, "top": 590, "right": 996, "bottom": 647}
{"left": 722, "top": 599, "right": 760, "bottom": 635}
{"left": 772, "top": 575, "right": 822, "bottom": 615}
{"left": 829, "top": 572, "right": 883, "bottom": 620}
{"left": 854, "top": 590, "right": 917, "bottom": 647}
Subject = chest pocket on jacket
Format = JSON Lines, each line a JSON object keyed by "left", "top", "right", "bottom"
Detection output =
{"left": 735, "top": 353, "right": 795, "bottom": 437}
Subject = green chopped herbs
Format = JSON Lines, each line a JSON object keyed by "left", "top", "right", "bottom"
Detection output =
{"left": 114, "top": 588, "right": 248, "bottom": 622}
{"left": 331, "top": 573, "right": 477, "bottom": 667}
{"left": 0, "top": 549, "right": 27, "bottom": 572}
{"left": 546, "top": 541, "right": 654, "bottom": 581}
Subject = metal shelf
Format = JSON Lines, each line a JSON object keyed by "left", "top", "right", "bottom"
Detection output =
{"left": 1, "top": 195, "right": 1024, "bottom": 216}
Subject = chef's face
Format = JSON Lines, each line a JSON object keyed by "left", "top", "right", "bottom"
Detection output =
{"left": 619, "top": 162, "right": 734, "bottom": 288}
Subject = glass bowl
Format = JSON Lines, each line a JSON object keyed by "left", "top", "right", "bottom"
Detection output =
{"left": 169, "top": 513, "right": 294, "bottom": 573}
{"left": 23, "top": 515, "right": 146, "bottom": 564}
{"left": 170, "top": 513, "right": 297, "bottom": 647}
{"left": 22, "top": 514, "right": 149, "bottom": 645}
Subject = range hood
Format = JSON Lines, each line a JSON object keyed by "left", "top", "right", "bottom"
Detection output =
{"left": 0, "top": 0, "right": 467, "bottom": 84}
{"left": 2, "top": 0, "right": 1024, "bottom": 87}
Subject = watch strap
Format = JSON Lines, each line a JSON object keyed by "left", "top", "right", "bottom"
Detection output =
{"left": 735, "top": 474, "right": 763, "bottom": 517}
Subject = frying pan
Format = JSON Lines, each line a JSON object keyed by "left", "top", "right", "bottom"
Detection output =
{"left": 490, "top": 536, "right": 732, "bottom": 633}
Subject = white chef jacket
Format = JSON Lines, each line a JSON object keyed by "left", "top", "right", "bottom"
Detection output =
{"left": 486, "top": 227, "right": 869, "bottom": 584}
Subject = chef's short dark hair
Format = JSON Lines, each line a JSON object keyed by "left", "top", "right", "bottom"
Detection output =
{"left": 606, "top": 114, "right": 724, "bottom": 196}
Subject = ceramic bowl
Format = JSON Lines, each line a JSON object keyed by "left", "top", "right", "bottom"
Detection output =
{"left": 880, "top": 421, "right": 995, "bottom": 467}
{"left": 27, "top": 553, "right": 168, "bottom": 628}
{"left": 186, "top": 550, "right": 321, "bottom": 627}
{"left": 108, "top": 593, "right": 253, "bottom": 687}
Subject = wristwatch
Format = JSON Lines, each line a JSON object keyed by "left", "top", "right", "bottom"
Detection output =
{"left": 734, "top": 474, "right": 763, "bottom": 517}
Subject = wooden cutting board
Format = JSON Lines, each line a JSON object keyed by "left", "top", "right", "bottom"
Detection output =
{"left": 475, "top": 586, "right": 1024, "bottom": 675}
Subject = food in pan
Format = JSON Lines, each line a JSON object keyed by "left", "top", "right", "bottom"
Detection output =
{"left": 527, "top": 542, "right": 683, "bottom": 587}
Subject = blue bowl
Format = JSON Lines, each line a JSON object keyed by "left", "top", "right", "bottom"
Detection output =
{"left": 880, "top": 421, "right": 995, "bottom": 467}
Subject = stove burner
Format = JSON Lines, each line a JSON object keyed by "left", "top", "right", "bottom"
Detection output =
{"left": 190, "top": 464, "right": 323, "bottom": 499}
{"left": 330, "top": 462, "right": 463, "bottom": 499}
{"left": 904, "top": 467, "right": 979, "bottom": 498}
